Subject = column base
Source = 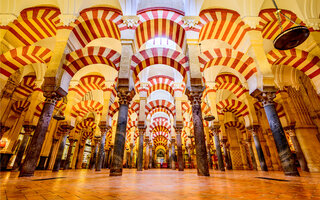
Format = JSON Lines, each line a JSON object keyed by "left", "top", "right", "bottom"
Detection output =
{"left": 19, "top": 172, "right": 34, "bottom": 177}
{"left": 284, "top": 171, "right": 300, "bottom": 176}
{"left": 110, "top": 169, "right": 122, "bottom": 176}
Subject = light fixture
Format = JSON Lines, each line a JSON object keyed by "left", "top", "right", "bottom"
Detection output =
{"left": 203, "top": 88, "right": 215, "bottom": 122}
{"left": 272, "top": 0, "right": 310, "bottom": 50}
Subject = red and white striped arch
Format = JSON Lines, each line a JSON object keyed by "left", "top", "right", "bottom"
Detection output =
{"left": 14, "top": 76, "right": 41, "bottom": 99}
{"left": 75, "top": 118, "right": 97, "bottom": 135}
{"left": 224, "top": 121, "right": 246, "bottom": 135}
{"left": 135, "top": 9, "right": 186, "bottom": 50}
{"left": 68, "top": 7, "right": 123, "bottom": 50}
{"left": 201, "top": 101, "right": 211, "bottom": 116}
{"left": 267, "top": 49, "right": 320, "bottom": 88}
{"left": 216, "top": 99, "right": 249, "bottom": 118}
{"left": 257, "top": 9, "right": 309, "bottom": 40}
{"left": 147, "top": 75, "right": 175, "bottom": 97}
{"left": 145, "top": 100, "right": 176, "bottom": 117}
{"left": 131, "top": 48, "right": 188, "bottom": 82}
{"left": 3, "top": 7, "right": 60, "bottom": 48}
{"left": 63, "top": 46, "right": 120, "bottom": 77}
{"left": 214, "top": 73, "right": 248, "bottom": 99}
{"left": 147, "top": 107, "right": 173, "bottom": 119}
{"left": 199, "top": 48, "right": 257, "bottom": 81}
{"left": 0, "top": 46, "right": 52, "bottom": 81}
{"left": 34, "top": 102, "right": 45, "bottom": 118}
{"left": 71, "top": 100, "right": 103, "bottom": 118}
{"left": 69, "top": 75, "right": 110, "bottom": 98}
{"left": 153, "top": 135, "right": 168, "bottom": 148}
{"left": 128, "top": 101, "right": 140, "bottom": 116}
{"left": 12, "top": 100, "right": 30, "bottom": 114}
{"left": 108, "top": 101, "right": 120, "bottom": 119}
{"left": 150, "top": 120, "right": 170, "bottom": 131}
{"left": 199, "top": 9, "right": 251, "bottom": 49}
{"left": 152, "top": 125, "right": 170, "bottom": 139}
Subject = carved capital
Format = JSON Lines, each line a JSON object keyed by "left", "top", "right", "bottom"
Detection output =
{"left": 252, "top": 90, "right": 276, "bottom": 107}
{"left": 99, "top": 121, "right": 111, "bottom": 134}
{"left": 186, "top": 86, "right": 204, "bottom": 106}
{"left": 242, "top": 16, "right": 261, "bottom": 29}
{"left": 122, "top": 15, "right": 139, "bottom": 28}
{"left": 284, "top": 125, "right": 296, "bottom": 137}
{"left": 23, "top": 125, "right": 36, "bottom": 136}
{"left": 43, "top": 91, "right": 62, "bottom": 105}
{"left": 174, "top": 125, "right": 183, "bottom": 135}
{"left": 182, "top": 16, "right": 200, "bottom": 29}
{"left": 117, "top": 87, "right": 135, "bottom": 105}
{"left": 138, "top": 127, "right": 146, "bottom": 136}
{"left": 247, "top": 125, "right": 260, "bottom": 137}
{"left": 210, "top": 124, "right": 220, "bottom": 136}
{"left": 59, "top": 122, "right": 74, "bottom": 135}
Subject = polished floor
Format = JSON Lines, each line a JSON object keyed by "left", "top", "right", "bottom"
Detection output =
{"left": 1, "top": 169, "right": 320, "bottom": 200}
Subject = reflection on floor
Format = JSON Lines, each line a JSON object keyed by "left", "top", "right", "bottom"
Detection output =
{"left": 1, "top": 169, "right": 320, "bottom": 200}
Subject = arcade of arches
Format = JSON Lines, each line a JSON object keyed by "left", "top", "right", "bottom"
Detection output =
{"left": 1, "top": 0, "right": 320, "bottom": 199}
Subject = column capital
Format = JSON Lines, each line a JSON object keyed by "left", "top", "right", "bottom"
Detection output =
{"left": 59, "top": 122, "right": 74, "bottom": 135}
{"left": 0, "top": 122, "right": 10, "bottom": 135}
{"left": 116, "top": 79, "right": 135, "bottom": 105}
{"left": 98, "top": 121, "right": 111, "bottom": 134}
{"left": 209, "top": 125, "right": 220, "bottom": 136}
{"left": 138, "top": 127, "right": 146, "bottom": 136}
{"left": 251, "top": 89, "right": 277, "bottom": 107}
{"left": 284, "top": 125, "right": 296, "bottom": 137}
{"left": 43, "top": 91, "right": 63, "bottom": 105}
{"left": 247, "top": 125, "right": 260, "bottom": 137}
{"left": 186, "top": 86, "right": 205, "bottom": 106}
{"left": 174, "top": 125, "right": 183, "bottom": 135}
{"left": 22, "top": 125, "right": 36, "bottom": 136}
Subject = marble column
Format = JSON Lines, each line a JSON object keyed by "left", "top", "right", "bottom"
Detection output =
{"left": 110, "top": 87, "right": 134, "bottom": 176}
{"left": 19, "top": 93, "right": 61, "bottom": 177}
{"left": 53, "top": 125, "right": 73, "bottom": 172}
{"left": 171, "top": 139, "right": 176, "bottom": 170}
{"left": 137, "top": 127, "right": 145, "bottom": 171}
{"left": 222, "top": 138, "right": 232, "bottom": 170}
{"left": 246, "top": 138, "right": 257, "bottom": 170}
{"left": 187, "top": 87, "right": 210, "bottom": 176}
{"left": 12, "top": 125, "right": 36, "bottom": 171}
{"left": 63, "top": 139, "right": 75, "bottom": 170}
{"left": 249, "top": 125, "right": 268, "bottom": 171}
{"left": 129, "top": 143, "right": 134, "bottom": 168}
{"left": 96, "top": 123, "right": 110, "bottom": 171}
{"left": 168, "top": 145, "right": 172, "bottom": 168}
{"left": 175, "top": 126, "right": 184, "bottom": 171}
{"left": 284, "top": 126, "right": 309, "bottom": 172}
{"left": 76, "top": 143, "right": 85, "bottom": 169}
{"left": 144, "top": 137, "right": 150, "bottom": 170}
{"left": 211, "top": 125, "right": 225, "bottom": 171}
{"left": 90, "top": 137, "right": 100, "bottom": 170}
{"left": 255, "top": 91, "right": 299, "bottom": 176}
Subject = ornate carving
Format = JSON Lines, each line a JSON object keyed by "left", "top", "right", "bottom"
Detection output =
{"left": 284, "top": 125, "right": 296, "bottom": 137}
{"left": 43, "top": 91, "right": 62, "bottom": 105}
{"left": 99, "top": 121, "right": 111, "bottom": 134}
{"left": 59, "top": 14, "right": 77, "bottom": 26}
{"left": 247, "top": 125, "right": 260, "bottom": 137}
{"left": 210, "top": 125, "right": 220, "bottom": 136}
{"left": 174, "top": 126, "right": 183, "bottom": 135}
{"left": 117, "top": 87, "right": 135, "bottom": 105}
{"left": 186, "top": 86, "right": 204, "bottom": 106}
{"left": 255, "top": 92, "right": 276, "bottom": 107}
{"left": 23, "top": 125, "right": 36, "bottom": 136}
{"left": 122, "top": 16, "right": 139, "bottom": 28}
{"left": 182, "top": 16, "right": 200, "bottom": 29}
{"left": 138, "top": 127, "right": 146, "bottom": 136}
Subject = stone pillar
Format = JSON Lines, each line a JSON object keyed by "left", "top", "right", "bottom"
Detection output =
{"left": 63, "top": 139, "right": 74, "bottom": 170}
{"left": 144, "top": 137, "right": 150, "bottom": 170}
{"left": 19, "top": 93, "right": 62, "bottom": 177}
{"left": 96, "top": 123, "right": 110, "bottom": 171}
{"left": 168, "top": 144, "right": 172, "bottom": 168}
{"left": 46, "top": 138, "right": 59, "bottom": 169}
{"left": 175, "top": 126, "right": 184, "bottom": 171}
{"left": 248, "top": 125, "right": 268, "bottom": 171}
{"left": 221, "top": 139, "right": 232, "bottom": 170}
{"left": 171, "top": 139, "right": 176, "bottom": 170}
{"left": 110, "top": 86, "right": 134, "bottom": 176}
{"left": 166, "top": 147, "right": 170, "bottom": 168}
{"left": 137, "top": 127, "right": 145, "bottom": 171}
{"left": 284, "top": 126, "right": 309, "bottom": 172}
{"left": 254, "top": 91, "right": 299, "bottom": 176}
{"left": 76, "top": 143, "right": 85, "bottom": 169}
{"left": 90, "top": 137, "right": 100, "bottom": 170}
{"left": 129, "top": 143, "right": 134, "bottom": 168}
{"left": 211, "top": 125, "right": 225, "bottom": 171}
{"left": 12, "top": 125, "right": 36, "bottom": 171}
{"left": 52, "top": 125, "right": 73, "bottom": 172}
{"left": 246, "top": 138, "right": 257, "bottom": 170}
{"left": 186, "top": 86, "right": 210, "bottom": 176}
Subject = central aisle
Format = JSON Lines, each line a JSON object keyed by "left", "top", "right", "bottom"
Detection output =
{"left": 1, "top": 169, "right": 319, "bottom": 200}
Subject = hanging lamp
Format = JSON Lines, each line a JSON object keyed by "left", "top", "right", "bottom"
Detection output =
{"left": 272, "top": 0, "right": 310, "bottom": 50}
{"left": 53, "top": 97, "right": 66, "bottom": 121}
{"left": 203, "top": 89, "right": 215, "bottom": 122}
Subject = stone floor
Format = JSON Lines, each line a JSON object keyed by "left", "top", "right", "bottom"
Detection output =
{"left": 1, "top": 169, "right": 320, "bottom": 200}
